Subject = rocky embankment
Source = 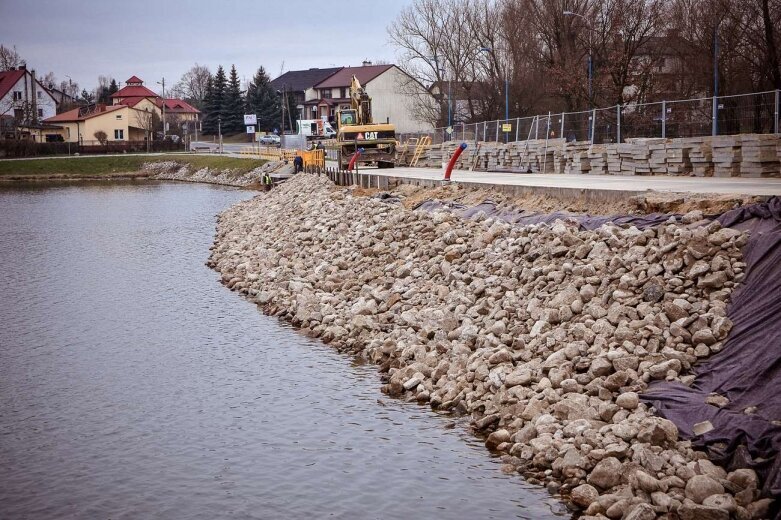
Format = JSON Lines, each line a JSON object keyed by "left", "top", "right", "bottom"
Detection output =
{"left": 144, "top": 160, "right": 291, "bottom": 187}
{"left": 209, "top": 173, "right": 773, "bottom": 519}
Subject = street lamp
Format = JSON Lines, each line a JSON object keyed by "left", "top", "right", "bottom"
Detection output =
{"left": 563, "top": 11, "right": 594, "bottom": 111}
{"left": 217, "top": 115, "right": 223, "bottom": 154}
{"left": 712, "top": 17, "right": 723, "bottom": 136}
{"left": 157, "top": 78, "right": 166, "bottom": 139}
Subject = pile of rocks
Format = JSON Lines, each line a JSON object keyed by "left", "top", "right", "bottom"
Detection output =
{"left": 209, "top": 174, "right": 773, "bottom": 519}
{"left": 143, "top": 160, "right": 292, "bottom": 187}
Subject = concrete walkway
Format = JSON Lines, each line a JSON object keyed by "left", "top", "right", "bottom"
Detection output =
{"left": 371, "top": 167, "right": 781, "bottom": 197}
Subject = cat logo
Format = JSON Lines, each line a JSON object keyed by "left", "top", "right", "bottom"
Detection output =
{"left": 357, "top": 132, "right": 365, "bottom": 140}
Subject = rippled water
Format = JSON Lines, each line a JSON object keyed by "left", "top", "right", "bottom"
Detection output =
{"left": 0, "top": 181, "right": 566, "bottom": 519}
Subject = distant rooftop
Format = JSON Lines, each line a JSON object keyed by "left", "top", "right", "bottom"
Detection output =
{"left": 270, "top": 67, "right": 342, "bottom": 92}
{"left": 313, "top": 64, "right": 394, "bottom": 89}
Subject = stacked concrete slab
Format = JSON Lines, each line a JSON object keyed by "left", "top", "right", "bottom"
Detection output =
{"left": 740, "top": 134, "right": 780, "bottom": 177}
{"left": 402, "top": 133, "right": 780, "bottom": 178}
{"left": 712, "top": 135, "right": 743, "bottom": 177}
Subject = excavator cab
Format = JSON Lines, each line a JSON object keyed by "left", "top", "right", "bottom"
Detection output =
{"left": 338, "top": 109, "right": 358, "bottom": 129}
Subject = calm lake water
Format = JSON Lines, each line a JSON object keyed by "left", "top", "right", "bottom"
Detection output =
{"left": 0, "top": 181, "right": 566, "bottom": 519}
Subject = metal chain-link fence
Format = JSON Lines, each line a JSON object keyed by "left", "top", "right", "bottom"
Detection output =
{"left": 398, "top": 90, "right": 781, "bottom": 145}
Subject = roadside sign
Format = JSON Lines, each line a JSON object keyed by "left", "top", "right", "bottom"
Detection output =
{"left": 255, "top": 132, "right": 263, "bottom": 142}
{"left": 446, "top": 126, "right": 453, "bottom": 135}
{"left": 246, "top": 125, "right": 255, "bottom": 134}
{"left": 502, "top": 123, "right": 512, "bottom": 133}
{"left": 244, "top": 114, "right": 257, "bottom": 125}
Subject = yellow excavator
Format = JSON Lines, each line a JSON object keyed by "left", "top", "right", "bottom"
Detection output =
{"left": 336, "top": 75, "right": 396, "bottom": 169}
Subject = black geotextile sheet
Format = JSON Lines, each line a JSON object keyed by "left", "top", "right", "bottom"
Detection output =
{"left": 644, "top": 197, "right": 781, "bottom": 516}
{"left": 414, "top": 199, "right": 679, "bottom": 230}
{"left": 415, "top": 196, "right": 781, "bottom": 512}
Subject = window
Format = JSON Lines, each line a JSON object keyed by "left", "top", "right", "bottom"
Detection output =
{"left": 311, "top": 107, "right": 317, "bottom": 118}
{"left": 13, "top": 91, "right": 22, "bottom": 101}
{"left": 341, "top": 88, "right": 347, "bottom": 98}
{"left": 13, "top": 108, "right": 23, "bottom": 120}
{"left": 321, "top": 89, "right": 331, "bottom": 99}
{"left": 37, "top": 91, "right": 42, "bottom": 99}
{"left": 114, "top": 129, "right": 124, "bottom": 140}
{"left": 116, "top": 114, "right": 122, "bottom": 120}
{"left": 38, "top": 109, "right": 43, "bottom": 117}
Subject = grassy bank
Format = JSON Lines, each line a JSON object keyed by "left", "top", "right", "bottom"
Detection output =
{"left": 0, "top": 154, "right": 265, "bottom": 178}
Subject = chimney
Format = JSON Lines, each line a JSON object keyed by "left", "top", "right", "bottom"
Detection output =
{"left": 19, "top": 64, "right": 26, "bottom": 70}
{"left": 362, "top": 60, "right": 372, "bottom": 67}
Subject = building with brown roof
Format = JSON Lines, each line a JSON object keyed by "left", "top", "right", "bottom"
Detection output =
{"left": 270, "top": 67, "right": 341, "bottom": 119}
{"left": 301, "top": 62, "right": 431, "bottom": 133}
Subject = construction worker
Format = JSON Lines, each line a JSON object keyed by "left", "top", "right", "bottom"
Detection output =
{"left": 262, "top": 171, "right": 272, "bottom": 187}
{"left": 293, "top": 154, "right": 304, "bottom": 173}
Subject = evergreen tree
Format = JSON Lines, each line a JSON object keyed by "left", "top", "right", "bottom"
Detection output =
{"left": 245, "top": 66, "right": 281, "bottom": 132}
{"left": 80, "top": 88, "right": 95, "bottom": 104}
{"left": 223, "top": 65, "right": 244, "bottom": 133}
{"left": 206, "top": 66, "right": 227, "bottom": 135}
{"left": 108, "top": 78, "right": 118, "bottom": 96}
{"left": 201, "top": 75, "right": 217, "bottom": 134}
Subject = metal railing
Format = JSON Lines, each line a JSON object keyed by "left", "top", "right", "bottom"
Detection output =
{"left": 398, "top": 90, "right": 781, "bottom": 145}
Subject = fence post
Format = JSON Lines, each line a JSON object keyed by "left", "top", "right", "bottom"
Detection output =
{"left": 495, "top": 120, "right": 499, "bottom": 142}
{"left": 515, "top": 117, "right": 520, "bottom": 142}
{"left": 545, "top": 111, "right": 551, "bottom": 139}
{"left": 591, "top": 108, "right": 597, "bottom": 144}
{"left": 616, "top": 105, "right": 621, "bottom": 143}
{"left": 775, "top": 90, "right": 780, "bottom": 135}
{"left": 712, "top": 96, "right": 718, "bottom": 136}
{"left": 560, "top": 113, "right": 565, "bottom": 139}
{"left": 662, "top": 100, "right": 667, "bottom": 138}
{"left": 483, "top": 122, "right": 487, "bottom": 142}
{"left": 535, "top": 116, "right": 539, "bottom": 139}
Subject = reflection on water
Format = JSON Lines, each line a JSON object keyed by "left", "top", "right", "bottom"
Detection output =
{"left": 0, "top": 182, "right": 566, "bottom": 519}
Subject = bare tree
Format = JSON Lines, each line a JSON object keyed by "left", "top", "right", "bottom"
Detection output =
{"left": 134, "top": 108, "right": 162, "bottom": 148}
{"left": 0, "top": 44, "right": 24, "bottom": 71}
{"left": 171, "top": 64, "right": 211, "bottom": 109}
{"left": 389, "top": 0, "right": 459, "bottom": 126}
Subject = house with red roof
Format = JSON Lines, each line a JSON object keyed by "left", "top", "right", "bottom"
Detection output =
{"left": 0, "top": 65, "right": 59, "bottom": 139}
{"left": 43, "top": 103, "right": 154, "bottom": 143}
{"left": 298, "top": 62, "right": 431, "bottom": 133}
{"left": 111, "top": 76, "right": 200, "bottom": 134}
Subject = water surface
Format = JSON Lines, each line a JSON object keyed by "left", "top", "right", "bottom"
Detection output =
{"left": 0, "top": 181, "right": 566, "bottom": 519}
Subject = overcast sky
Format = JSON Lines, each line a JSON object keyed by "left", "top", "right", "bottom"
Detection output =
{"left": 0, "top": 0, "right": 413, "bottom": 94}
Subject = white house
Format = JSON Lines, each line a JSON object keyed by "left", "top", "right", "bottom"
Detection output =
{"left": 303, "top": 62, "right": 433, "bottom": 134}
{"left": 0, "top": 65, "right": 58, "bottom": 138}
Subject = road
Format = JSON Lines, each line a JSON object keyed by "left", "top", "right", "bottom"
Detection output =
{"left": 371, "top": 166, "right": 781, "bottom": 197}
{"left": 187, "top": 141, "right": 781, "bottom": 197}
{"left": 190, "top": 140, "right": 256, "bottom": 154}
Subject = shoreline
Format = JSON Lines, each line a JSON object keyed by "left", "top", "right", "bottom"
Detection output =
{"left": 208, "top": 173, "right": 776, "bottom": 519}
{"left": 0, "top": 171, "right": 151, "bottom": 182}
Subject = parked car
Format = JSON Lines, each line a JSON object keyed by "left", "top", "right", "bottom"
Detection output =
{"left": 258, "top": 134, "right": 281, "bottom": 146}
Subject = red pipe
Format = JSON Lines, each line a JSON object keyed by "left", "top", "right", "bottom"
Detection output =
{"left": 444, "top": 143, "right": 467, "bottom": 181}
{"left": 347, "top": 149, "right": 362, "bottom": 171}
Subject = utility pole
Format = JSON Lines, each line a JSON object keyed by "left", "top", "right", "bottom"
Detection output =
{"left": 157, "top": 78, "right": 166, "bottom": 139}
{"left": 218, "top": 115, "right": 222, "bottom": 154}
{"left": 280, "top": 84, "right": 286, "bottom": 146}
